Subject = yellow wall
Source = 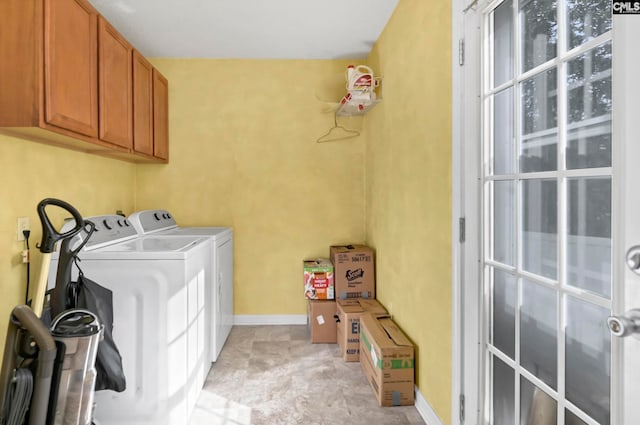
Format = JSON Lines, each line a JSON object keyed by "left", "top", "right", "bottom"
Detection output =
{"left": 136, "top": 59, "right": 366, "bottom": 315}
{"left": 364, "top": 1, "right": 453, "bottom": 423}
{"left": 0, "top": 135, "right": 136, "bottom": 349}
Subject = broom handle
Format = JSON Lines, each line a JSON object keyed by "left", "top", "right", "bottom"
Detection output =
{"left": 32, "top": 253, "right": 51, "bottom": 317}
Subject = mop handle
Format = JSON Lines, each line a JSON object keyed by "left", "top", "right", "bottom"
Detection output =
{"left": 33, "top": 198, "right": 84, "bottom": 317}
{"left": 32, "top": 254, "right": 51, "bottom": 317}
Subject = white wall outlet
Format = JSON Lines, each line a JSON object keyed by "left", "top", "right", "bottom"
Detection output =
{"left": 17, "top": 217, "right": 30, "bottom": 241}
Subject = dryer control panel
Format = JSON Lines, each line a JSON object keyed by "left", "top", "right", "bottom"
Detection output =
{"left": 128, "top": 210, "right": 178, "bottom": 235}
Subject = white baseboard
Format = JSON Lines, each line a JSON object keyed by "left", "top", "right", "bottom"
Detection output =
{"left": 233, "top": 315, "right": 307, "bottom": 325}
{"left": 415, "top": 386, "right": 445, "bottom": 425}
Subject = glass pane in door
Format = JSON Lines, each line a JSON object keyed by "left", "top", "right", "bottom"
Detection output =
{"left": 492, "top": 268, "right": 517, "bottom": 358}
{"left": 567, "top": 177, "right": 611, "bottom": 297}
{"left": 566, "top": 410, "right": 589, "bottom": 425}
{"left": 493, "top": 356, "right": 515, "bottom": 424}
{"left": 566, "top": 0, "right": 612, "bottom": 49}
{"left": 521, "top": 0, "right": 557, "bottom": 72}
{"left": 520, "top": 377, "right": 557, "bottom": 425}
{"left": 520, "top": 279, "right": 557, "bottom": 389}
{"left": 520, "top": 69, "right": 558, "bottom": 173}
{"left": 494, "top": 181, "right": 515, "bottom": 265}
{"left": 494, "top": 88, "right": 515, "bottom": 175}
{"left": 565, "top": 296, "right": 611, "bottom": 424}
{"left": 494, "top": 0, "right": 513, "bottom": 87}
{"left": 566, "top": 42, "right": 612, "bottom": 169}
{"left": 521, "top": 179, "right": 557, "bottom": 279}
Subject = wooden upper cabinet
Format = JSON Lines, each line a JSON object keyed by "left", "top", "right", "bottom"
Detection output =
{"left": 98, "top": 16, "right": 132, "bottom": 149}
{"left": 0, "top": 0, "right": 39, "bottom": 126}
{"left": 0, "top": 0, "right": 168, "bottom": 163}
{"left": 44, "top": 0, "right": 99, "bottom": 138}
{"left": 153, "top": 69, "right": 169, "bottom": 161}
{"left": 132, "top": 50, "right": 154, "bottom": 157}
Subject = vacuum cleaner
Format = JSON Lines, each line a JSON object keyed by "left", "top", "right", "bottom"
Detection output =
{"left": 0, "top": 198, "right": 104, "bottom": 425}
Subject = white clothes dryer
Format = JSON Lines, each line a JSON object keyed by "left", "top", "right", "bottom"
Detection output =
{"left": 47, "top": 215, "right": 211, "bottom": 425}
{"left": 127, "top": 210, "right": 233, "bottom": 363}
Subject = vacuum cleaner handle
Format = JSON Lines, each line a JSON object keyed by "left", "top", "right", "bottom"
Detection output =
{"left": 33, "top": 199, "right": 85, "bottom": 317}
{"left": 37, "top": 198, "right": 85, "bottom": 254}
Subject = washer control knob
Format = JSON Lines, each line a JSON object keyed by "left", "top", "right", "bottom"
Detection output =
{"left": 124, "top": 220, "right": 130, "bottom": 227}
{"left": 103, "top": 219, "right": 112, "bottom": 230}
{"left": 154, "top": 212, "right": 161, "bottom": 221}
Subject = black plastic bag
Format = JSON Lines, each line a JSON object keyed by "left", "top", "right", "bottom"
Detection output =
{"left": 70, "top": 272, "right": 126, "bottom": 392}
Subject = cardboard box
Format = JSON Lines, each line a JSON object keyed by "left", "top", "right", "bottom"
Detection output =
{"left": 336, "top": 299, "right": 388, "bottom": 362}
{"left": 330, "top": 245, "right": 375, "bottom": 299}
{"left": 307, "top": 300, "right": 337, "bottom": 343}
{"left": 359, "top": 314, "right": 414, "bottom": 406}
{"left": 303, "top": 258, "right": 335, "bottom": 300}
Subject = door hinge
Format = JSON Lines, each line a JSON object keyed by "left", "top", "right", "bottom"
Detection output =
{"left": 460, "top": 394, "right": 465, "bottom": 421}
{"left": 459, "top": 39, "right": 465, "bottom": 66}
{"left": 459, "top": 217, "right": 466, "bottom": 243}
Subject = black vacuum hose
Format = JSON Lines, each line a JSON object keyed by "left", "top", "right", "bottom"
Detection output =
{"left": 4, "top": 368, "right": 33, "bottom": 425}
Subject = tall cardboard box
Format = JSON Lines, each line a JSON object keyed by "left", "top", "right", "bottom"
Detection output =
{"left": 336, "top": 299, "right": 388, "bottom": 362}
{"left": 303, "top": 259, "right": 335, "bottom": 300}
{"left": 330, "top": 244, "right": 375, "bottom": 299}
{"left": 307, "top": 300, "right": 337, "bottom": 343}
{"left": 359, "top": 314, "right": 414, "bottom": 406}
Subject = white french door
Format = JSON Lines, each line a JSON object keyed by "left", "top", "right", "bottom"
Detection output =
{"left": 455, "top": 0, "right": 640, "bottom": 424}
{"left": 610, "top": 12, "right": 640, "bottom": 424}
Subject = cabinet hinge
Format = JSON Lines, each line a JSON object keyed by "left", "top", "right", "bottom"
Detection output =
{"left": 459, "top": 39, "right": 465, "bottom": 66}
{"left": 459, "top": 217, "right": 466, "bottom": 243}
{"left": 460, "top": 394, "right": 465, "bottom": 421}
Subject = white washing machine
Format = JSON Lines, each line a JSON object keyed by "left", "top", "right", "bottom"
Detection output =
{"left": 47, "top": 215, "right": 211, "bottom": 425}
{"left": 128, "top": 210, "right": 233, "bottom": 363}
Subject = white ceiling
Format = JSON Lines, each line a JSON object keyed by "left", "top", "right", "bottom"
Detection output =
{"left": 88, "top": 0, "right": 399, "bottom": 59}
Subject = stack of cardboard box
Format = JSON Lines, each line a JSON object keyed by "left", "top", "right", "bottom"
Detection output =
{"left": 303, "top": 245, "right": 415, "bottom": 407}
{"left": 304, "top": 245, "right": 377, "bottom": 344}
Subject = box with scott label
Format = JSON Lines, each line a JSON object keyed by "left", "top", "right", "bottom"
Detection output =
{"left": 303, "top": 258, "right": 334, "bottom": 300}
{"left": 307, "top": 300, "right": 337, "bottom": 344}
{"left": 359, "top": 314, "right": 414, "bottom": 406}
{"left": 330, "top": 244, "right": 375, "bottom": 299}
{"left": 336, "top": 299, "right": 388, "bottom": 362}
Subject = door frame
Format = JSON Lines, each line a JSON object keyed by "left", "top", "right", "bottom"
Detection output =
{"left": 451, "top": 0, "right": 464, "bottom": 420}
{"left": 452, "top": 0, "right": 483, "bottom": 424}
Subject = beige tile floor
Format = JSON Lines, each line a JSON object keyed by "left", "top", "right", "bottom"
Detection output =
{"left": 190, "top": 325, "right": 426, "bottom": 425}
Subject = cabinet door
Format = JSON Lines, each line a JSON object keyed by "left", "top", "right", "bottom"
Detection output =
{"left": 132, "top": 50, "right": 153, "bottom": 156}
{"left": 44, "top": 0, "right": 98, "bottom": 137}
{"left": 152, "top": 68, "right": 169, "bottom": 160}
{"left": 98, "top": 16, "right": 132, "bottom": 149}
